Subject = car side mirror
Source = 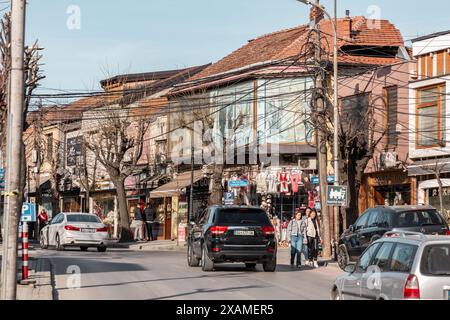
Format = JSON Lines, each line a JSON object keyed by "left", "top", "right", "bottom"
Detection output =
{"left": 349, "top": 225, "right": 354, "bottom": 232}
{"left": 344, "top": 264, "right": 356, "bottom": 273}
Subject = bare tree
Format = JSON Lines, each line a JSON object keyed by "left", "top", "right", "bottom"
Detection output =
{"left": 430, "top": 159, "right": 448, "bottom": 222}
{"left": 85, "top": 106, "right": 150, "bottom": 242}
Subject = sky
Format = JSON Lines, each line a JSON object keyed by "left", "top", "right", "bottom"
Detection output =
{"left": 23, "top": 0, "right": 450, "bottom": 94}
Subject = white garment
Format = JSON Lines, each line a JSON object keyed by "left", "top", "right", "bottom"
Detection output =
{"left": 134, "top": 220, "right": 144, "bottom": 240}
{"left": 306, "top": 217, "right": 321, "bottom": 239}
{"left": 267, "top": 172, "right": 278, "bottom": 193}
{"left": 256, "top": 172, "right": 268, "bottom": 193}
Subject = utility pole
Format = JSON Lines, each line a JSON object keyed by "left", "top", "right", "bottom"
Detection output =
{"left": 1, "top": 0, "right": 27, "bottom": 300}
{"left": 312, "top": 0, "right": 331, "bottom": 258}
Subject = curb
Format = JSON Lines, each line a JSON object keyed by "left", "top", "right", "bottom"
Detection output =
{"left": 17, "top": 257, "right": 53, "bottom": 300}
{"left": 108, "top": 241, "right": 187, "bottom": 252}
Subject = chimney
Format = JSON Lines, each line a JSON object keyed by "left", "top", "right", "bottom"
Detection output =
{"left": 341, "top": 9, "right": 352, "bottom": 40}
{"left": 309, "top": 1, "right": 324, "bottom": 24}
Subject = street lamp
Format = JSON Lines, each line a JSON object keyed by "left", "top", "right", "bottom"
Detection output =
{"left": 296, "top": 0, "right": 340, "bottom": 247}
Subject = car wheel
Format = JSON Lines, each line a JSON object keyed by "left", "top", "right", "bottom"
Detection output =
{"left": 40, "top": 232, "right": 48, "bottom": 249}
{"left": 97, "top": 246, "right": 107, "bottom": 253}
{"left": 55, "top": 234, "right": 64, "bottom": 251}
{"left": 263, "top": 257, "right": 277, "bottom": 272}
{"left": 201, "top": 243, "right": 214, "bottom": 272}
{"left": 245, "top": 263, "right": 257, "bottom": 269}
{"left": 187, "top": 242, "right": 200, "bottom": 267}
{"left": 80, "top": 246, "right": 89, "bottom": 252}
{"left": 337, "top": 245, "right": 349, "bottom": 270}
{"left": 331, "top": 288, "right": 342, "bottom": 300}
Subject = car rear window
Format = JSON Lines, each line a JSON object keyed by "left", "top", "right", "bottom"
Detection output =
{"left": 421, "top": 244, "right": 450, "bottom": 276}
{"left": 390, "top": 243, "right": 417, "bottom": 273}
{"left": 215, "top": 208, "right": 270, "bottom": 225}
{"left": 67, "top": 215, "right": 101, "bottom": 223}
{"left": 395, "top": 210, "right": 445, "bottom": 227}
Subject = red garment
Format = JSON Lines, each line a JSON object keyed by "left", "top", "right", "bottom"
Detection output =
{"left": 290, "top": 173, "right": 301, "bottom": 193}
{"left": 308, "top": 191, "right": 315, "bottom": 208}
{"left": 279, "top": 172, "right": 289, "bottom": 193}
{"left": 38, "top": 211, "right": 48, "bottom": 224}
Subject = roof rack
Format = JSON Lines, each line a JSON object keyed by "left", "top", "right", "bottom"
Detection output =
{"left": 383, "top": 230, "right": 427, "bottom": 239}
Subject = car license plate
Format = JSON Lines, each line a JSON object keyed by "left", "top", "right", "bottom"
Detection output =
{"left": 234, "top": 230, "right": 254, "bottom": 236}
{"left": 81, "top": 228, "right": 95, "bottom": 233}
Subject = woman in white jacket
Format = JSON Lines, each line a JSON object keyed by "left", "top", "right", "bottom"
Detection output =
{"left": 306, "top": 209, "right": 322, "bottom": 268}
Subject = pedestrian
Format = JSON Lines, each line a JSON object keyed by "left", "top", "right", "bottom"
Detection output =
{"left": 287, "top": 210, "right": 307, "bottom": 269}
{"left": 144, "top": 200, "right": 156, "bottom": 241}
{"left": 38, "top": 209, "right": 48, "bottom": 233}
{"left": 306, "top": 208, "right": 322, "bottom": 268}
{"left": 302, "top": 208, "right": 311, "bottom": 262}
{"left": 281, "top": 217, "right": 289, "bottom": 246}
{"left": 133, "top": 202, "right": 145, "bottom": 241}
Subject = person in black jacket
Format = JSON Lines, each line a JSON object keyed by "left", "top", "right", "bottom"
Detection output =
{"left": 144, "top": 201, "right": 156, "bottom": 241}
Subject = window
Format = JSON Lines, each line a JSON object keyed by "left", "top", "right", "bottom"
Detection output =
{"left": 416, "top": 84, "right": 446, "bottom": 148}
{"left": 354, "top": 211, "right": 370, "bottom": 230}
{"left": 395, "top": 210, "right": 444, "bottom": 228}
{"left": 342, "top": 93, "right": 370, "bottom": 135}
{"left": 446, "top": 50, "right": 450, "bottom": 75}
{"left": 67, "top": 215, "right": 101, "bottom": 223}
{"left": 384, "top": 86, "right": 398, "bottom": 148}
{"left": 356, "top": 243, "right": 380, "bottom": 273}
{"left": 372, "top": 242, "right": 395, "bottom": 272}
{"left": 437, "top": 50, "right": 445, "bottom": 76}
{"left": 390, "top": 243, "right": 417, "bottom": 273}
{"left": 366, "top": 210, "right": 381, "bottom": 228}
{"left": 46, "top": 133, "right": 53, "bottom": 160}
{"left": 420, "top": 244, "right": 450, "bottom": 276}
{"left": 215, "top": 208, "right": 270, "bottom": 225}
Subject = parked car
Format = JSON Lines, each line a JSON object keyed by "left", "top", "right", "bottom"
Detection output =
{"left": 40, "top": 213, "right": 109, "bottom": 252}
{"left": 331, "top": 231, "right": 450, "bottom": 300}
{"left": 337, "top": 206, "right": 450, "bottom": 270}
{"left": 187, "top": 206, "right": 277, "bottom": 272}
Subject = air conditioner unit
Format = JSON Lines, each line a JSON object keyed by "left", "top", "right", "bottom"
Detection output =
{"left": 298, "top": 158, "right": 317, "bottom": 170}
{"left": 380, "top": 152, "right": 397, "bottom": 169}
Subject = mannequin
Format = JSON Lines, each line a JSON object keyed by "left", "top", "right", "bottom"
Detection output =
{"left": 256, "top": 170, "right": 268, "bottom": 194}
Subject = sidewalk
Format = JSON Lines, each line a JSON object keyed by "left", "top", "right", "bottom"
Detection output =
{"left": 107, "top": 239, "right": 186, "bottom": 252}
{"left": 0, "top": 243, "right": 53, "bottom": 300}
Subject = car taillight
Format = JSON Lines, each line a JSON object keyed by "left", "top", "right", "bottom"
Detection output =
{"left": 404, "top": 274, "right": 420, "bottom": 299}
{"left": 262, "top": 226, "right": 275, "bottom": 236}
{"left": 445, "top": 229, "right": 450, "bottom": 236}
{"left": 96, "top": 227, "right": 107, "bottom": 232}
{"left": 65, "top": 225, "right": 80, "bottom": 231}
{"left": 210, "top": 226, "right": 228, "bottom": 235}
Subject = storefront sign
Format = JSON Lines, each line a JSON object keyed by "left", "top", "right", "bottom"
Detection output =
{"left": 326, "top": 186, "right": 348, "bottom": 206}
{"left": 224, "top": 192, "right": 234, "bottom": 205}
{"left": 66, "top": 137, "right": 82, "bottom": 167}
{"left": 228, "top": 180, "right": 249, "bottom": 188}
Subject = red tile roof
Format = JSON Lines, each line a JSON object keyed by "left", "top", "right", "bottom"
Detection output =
{"left": 191, "top": 16, "right": 404, "bottom": 81}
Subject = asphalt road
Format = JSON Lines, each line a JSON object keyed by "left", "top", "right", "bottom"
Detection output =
{"left": 33, "top": 247, "right": 343, "bottom": 300}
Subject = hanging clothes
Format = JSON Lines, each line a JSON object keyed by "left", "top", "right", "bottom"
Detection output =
{"left": 256, "top": 171, "right": 268, "bottom": 194}
{"left": 267, "top": 171, "right": 278, "bottom": 193}
{"left": 290, "top": 171, "right": 302, "bottom": 193}
{"left": 279, "top": 171, "right": 290, "bottom": 194}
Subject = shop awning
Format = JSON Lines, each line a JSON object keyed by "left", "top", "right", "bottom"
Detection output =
{"left": 149, "top": 170, "right": 205, "bottom": 198}
{"left": 27, "top": 176, "right": 51, "bottom": 193}
{"left": 408, "top": 158, "right": 450, "bottom": 176}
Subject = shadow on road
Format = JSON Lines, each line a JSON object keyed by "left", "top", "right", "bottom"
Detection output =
{"left": 149, "top": 284, "right": 267, "bottom": 300}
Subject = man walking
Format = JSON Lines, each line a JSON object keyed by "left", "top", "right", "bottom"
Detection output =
{"left": 133, "top": 202, "right": 145, "bottom": 241}
{"left": 287, "top": 210, "right": 307, "bottom": 269}
{"left": 144, "top": 201, "right": 156, "bottom": 241}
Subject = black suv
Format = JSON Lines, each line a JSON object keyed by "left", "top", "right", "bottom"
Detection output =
{"left": 187, "top": 206, "right": 277, "bottom": 272}
{"left": 337, "top": 205, "right": 450, "bottom": 270}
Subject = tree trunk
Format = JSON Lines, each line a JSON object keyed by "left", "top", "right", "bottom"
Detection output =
{"left": 115, "top": 179, "right": 132, "bottom": 242}
{"left": 209, "top": 163, "right": 224, "bottom": 205}
{"left": 346, "top": 159, "right": 360, "bottom": 227}
{"left": 436, "top": 172, "right": 445, "bottom": 219}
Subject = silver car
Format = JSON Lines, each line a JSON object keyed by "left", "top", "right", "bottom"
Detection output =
{"left": 331, "top": 231, "right": 450, "bottom": 300}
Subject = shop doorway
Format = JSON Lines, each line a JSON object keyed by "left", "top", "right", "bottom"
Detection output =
{"left": 373, "top": 184, "right": 411, "bottom": 206}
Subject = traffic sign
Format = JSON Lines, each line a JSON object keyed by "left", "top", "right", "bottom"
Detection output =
{"left": 311, "top": 176, "right": 335, "bottom": 185}
{"left": 21, "top": 203, "right": 37, "bottom": 222}
{"left": 224, "top": 192, "right": 234, "bottom": 205}
{"left": 326, "top": 186, "right": 348, "bottom": 206}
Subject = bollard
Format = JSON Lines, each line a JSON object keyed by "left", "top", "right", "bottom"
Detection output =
{"left": 22, "top": 221, "right": 29, "bottom": 280}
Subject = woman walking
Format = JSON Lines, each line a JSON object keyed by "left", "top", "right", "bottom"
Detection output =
{"left": 306, "top": 208, "right": 322, "bottom": 268}
{"left": 287, "top": 210, "right": 307, "bottom": 269}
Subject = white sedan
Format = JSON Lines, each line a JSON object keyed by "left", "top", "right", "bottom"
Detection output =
{"left": 40, "top": 212, "right": 109, "bottom": 252}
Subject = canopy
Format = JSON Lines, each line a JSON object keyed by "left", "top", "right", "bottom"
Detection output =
{"left": 149, "top": 170, "right": 204, "bottom": 198}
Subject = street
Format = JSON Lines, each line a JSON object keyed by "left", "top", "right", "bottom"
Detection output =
{"left": 33, "top": 247, "right": 342, "bottom": 300}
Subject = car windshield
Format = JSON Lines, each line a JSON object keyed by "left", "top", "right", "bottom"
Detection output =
{"left": 394, "top": 210, "right": 445, "bottom": 227}
{"left": 66, "top": 214, "right": 101, "bottom": 223}
{"left": 421, "top": 244, "right": 450, "bottom": 276}
{"left": 215, "top": 208, "right": 270, "bottom": 225}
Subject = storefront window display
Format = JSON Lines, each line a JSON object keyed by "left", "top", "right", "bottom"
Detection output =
{"left": 428, "top": 187, "right": 450, "bottom": 221}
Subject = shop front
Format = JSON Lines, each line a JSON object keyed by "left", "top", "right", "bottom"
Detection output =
{"left": 361, "top": 169, "right": 415, "bottom": 212}
{"left": 416, "top": 176, "right": 450, "bottom": 223}
{"left": 149, "top": 170, "right": 206, "bottom": 240}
